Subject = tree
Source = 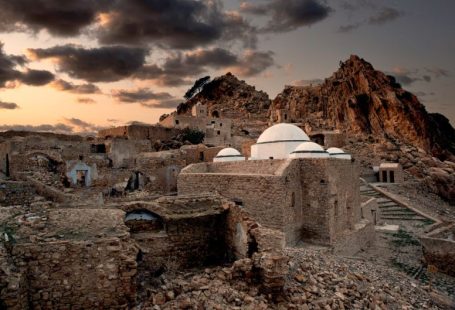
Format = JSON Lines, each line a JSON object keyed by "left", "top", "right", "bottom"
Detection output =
{"left": 184, "top": 76, "right": 211, "bottom": 100}
{"left": 181, "top": 128, "right": 205, "bottom": 144}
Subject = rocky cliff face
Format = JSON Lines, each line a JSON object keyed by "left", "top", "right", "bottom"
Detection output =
{"left": 176, "top": 73, "right": 271, "bottom": 121}
{"left": 271, "top": 55, "right": 455, "bottom": 160}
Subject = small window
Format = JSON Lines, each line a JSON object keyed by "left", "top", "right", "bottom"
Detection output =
{"left": 291, "top": 192, "right": 295, "bottom": 208}
{"left": 269, "top": 156, "right": 274, "bottom": 160}
{"left": 211, "top": 120, "right": 215, "bottom": 124}
{"left": 389, "top": 171, "right": 395, "bottom": 183}
{"left": 199, "top": 151, "right": 204, "bottom": 161}
{"left": 284, "top": 114, "right": 288, "bottom": 120}
{"left": 175, "top": 120, "right": 180, "bottom": 125}
{"left": 220, "top": 123, "right": 223, "bottom": 127}
{"left": 217, "top": 131, "right": 221, "bottom": 135}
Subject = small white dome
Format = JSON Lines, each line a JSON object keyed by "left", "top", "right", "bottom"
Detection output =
{"left": 257, "top": 123, "right": 309, "bottom": 144}
{"left": 327, "top": 147, "right": 351, "bottom": 160}
{"left": 327, "top": 147, "right": 345, "bottom": 154}
{"left": 294, "top": 141, "right": 325, "bottom": 153}
{"left": 290, "top": 142, "right": 328, "bottom": 158}
{"left": 216, "top": 148, "right": 241, "bottom": 157}
{"left": 214, "top": 148, "right": 245, "bottom": 162}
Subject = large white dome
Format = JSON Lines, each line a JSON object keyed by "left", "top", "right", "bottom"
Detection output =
{"left": 257, "top": 123, "right": 309, "bottom": 144}
{"left": 214, "top": 147, "right": 245, "bottom": 162}
{"left": 327, "top": 147, "right": 351, "bottom": 160}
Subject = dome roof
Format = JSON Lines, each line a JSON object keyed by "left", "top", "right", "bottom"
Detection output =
{"left": 326, "top": 147, "right": 345, "bottom": 154}
{"left": 292, "top": 141, "right": 325, "bottom": 153}
{"left": 215, "top": 147, "right": 242, "bottom": 157}
{"left": 257, "top": 123, "right": 309, "bottom": 144}
{"left": 327, "top": 147, "right": 352, "bottom": 160}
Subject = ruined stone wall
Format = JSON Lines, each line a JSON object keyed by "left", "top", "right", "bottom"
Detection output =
{"left": 421, "top": 236, "right": 455, "bottom": 276}
{"left": 0, "top": 181, "right": 37, "bottom": 206}
{"left": 10, "top": 236, "right": 138, "bottom": 309}
{"left": 99, "top": 125, "right": 180, "bottom": 141}
{"left": 106, "top": 139, "right": 151, "bottom": 168}
{"left": 133, "top": 215, "right": 227, "bottom": 274}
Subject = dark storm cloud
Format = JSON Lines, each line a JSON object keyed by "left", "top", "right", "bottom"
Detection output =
{"left": 0, "top": 123, "right": 74, "bottom": 134}
{"left": 0, "top": 101, "right": 19, "bottom": 109}
{"left": 0, "top": 0, "right": 109, "bottom": 36}
{"left": 136, "top": 48, "right": 275, "bottom": 86}
{"left": 96, "top": 0, "right": 256, "bottom": 49}
{"left": 28, "top": 45, "right": 149, "bottom": 82}
{"left": 112, "top": 88, "right": 174, "bottom": 103}
{"left": 112, "top": 88, "right": 181, "bottom": 109}
{"left": 0, "top": 42, "right": 54, "bottom": 87}
{"left": 51, "top": 79, "right": 101, "bottom": 94}
{"left": 240, "top": 0, "right": 332, "bottom": 33}
{"left": 19, "top": 69, "right": 54, "bottom": 86}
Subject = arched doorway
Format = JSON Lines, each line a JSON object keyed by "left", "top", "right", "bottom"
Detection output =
{"left": 211, "top": 110, "right": 220, "bottom": 118}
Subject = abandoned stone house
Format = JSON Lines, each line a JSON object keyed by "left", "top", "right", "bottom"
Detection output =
{"left": 160, "top": 102, "right": 233, "bottom": 146}
{"left": 179, "top": 123, "right": 374, "bottom": 250}
{"left": 378, "top": 162, "right": 404, "bottom": 183}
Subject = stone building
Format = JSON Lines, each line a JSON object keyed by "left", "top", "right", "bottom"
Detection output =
{"left": 378, "top": 163, "right": 404, "bottom": 183}
{"left": 179, "top": 124, "right": 373, "bottom": 251}
{"left": 160, "top": 102, "right": 233, "bottom": 146}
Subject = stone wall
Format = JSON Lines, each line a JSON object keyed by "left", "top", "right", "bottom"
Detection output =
{"left": 11, "top": 236, "right": 138, "bottom": 309}
{"left": 421, "top": 223, "right": 455, "bottom": 276}
{"left": 98, "top": 125, "right": 180, "bottom": 141}
{"left": 179, "top": 158, "right": 365, "bottom": 247}
{"left": 0, "top": 181, "right": 37, "bottom": 206}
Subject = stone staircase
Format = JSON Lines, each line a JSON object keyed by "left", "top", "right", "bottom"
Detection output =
{"left": 360, "top": 185, "right": 433, "bottom": 225}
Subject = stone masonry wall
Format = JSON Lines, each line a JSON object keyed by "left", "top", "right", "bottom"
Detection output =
{"left": 11, "top": 236, "right": 138, "bottom": 309}
{"left": 178, "top": 173, "right": 288, "bottom": 233}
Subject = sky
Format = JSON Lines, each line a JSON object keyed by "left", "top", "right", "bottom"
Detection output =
{"left": 0, "top": 0, "right": 454, "bottom": 134}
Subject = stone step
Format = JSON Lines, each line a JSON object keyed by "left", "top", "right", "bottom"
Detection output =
{"left": 376, "top": 198, "right": 393, "bottom": 203}
{"left": 381, "top": 209, "right": 416, "bottom": 214}
{"left": 381, "top": 217, "right": 428, "bottom": 221}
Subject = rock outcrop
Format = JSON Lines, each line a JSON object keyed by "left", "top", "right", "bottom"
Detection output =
{"left": 271, "top": 55, "right": 455, "bottom": 160}
{"left": 176, "top": 73, "right": 271, "bottom": 121}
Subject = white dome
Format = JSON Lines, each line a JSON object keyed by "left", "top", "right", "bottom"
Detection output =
{"left": 214, "top": 147, "right": 245, "bottom": 162}
{"left": 216, "top": 148, "right": 241, "bottom": 157}
{"left": 327, "top": 147, "right": 351, "bottom": 160}
{"left": 327, "top": 147, "right": 345, "bottom": 154}
{"left": 257, "top": 123, "right": 309, "bottom": 144}
{"left": 290, "top": 142, "right": 328, "bottom": 159}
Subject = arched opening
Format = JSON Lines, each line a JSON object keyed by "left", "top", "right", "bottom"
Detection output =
{"left": 126, "top": 171, "right": 146, "bottom": 191}
{"left": 124, "top": 209, "right": 164, "bottom": 233}
{"left": 211, "top": 110, "right": 220, "bottom": 118}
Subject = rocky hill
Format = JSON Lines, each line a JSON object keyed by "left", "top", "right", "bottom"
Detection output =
{"left": 271, "top": 55, "right": 455, "bottom": 160}
{"left": 176, "top": 73, "right": 271, "bottom": 121}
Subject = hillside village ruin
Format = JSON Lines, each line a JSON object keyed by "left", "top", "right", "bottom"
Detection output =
{"left": 1, "top": 56, "right": 455, "bottom": 309}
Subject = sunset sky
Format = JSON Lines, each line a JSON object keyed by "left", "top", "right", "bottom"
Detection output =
{"left": 0, "top": 0, "right": 454, "bottom": 134}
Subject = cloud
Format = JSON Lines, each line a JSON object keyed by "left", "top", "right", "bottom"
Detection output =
{"left": 51, "top": 79, "right": 101, "bottom": 94}
{"left": 240, "top": 0, "right": 332, "bottom": 33}
{"left": 387, "top": 67, "right": 438, "bottom": 86}
{"left": 77, "top": 97, "right": 96, "bottom": 104}
{"left": 338, "top": 6, "right": 403, "bottom": 33}
{"left": 19, "top": 69, "right": 54, "bottom": 86}
{"left": 292, "top": 78, "right": 324, "bottom": 86}
{"left": 425, "top": 67, "right": 450, "bottom": 79}
{"left": 0, "top": 123, "right": 74, "bottom": 134}
{"left": 368, "top": 7, "right": 402, "bottom": 25}
{"left": 229, "top": 50, "right": 275, "bottom": 77}
{"left": 112, "top": 88, "right": 181, "bottom": 109}
{"left": 135, "top": 48, "right": 275, "bottom": 87}
{"left": 96, "top": 0, "right": 256, "bottom": 49}
{"left": 28, "top": 44, "right": 149, "bottom": 82}
{"left": 0, "top": 100, "right": 19, "bottom": 109}
{"left": 63, "top": 117, "right": 102, "bottom": 133}
{"left": 0, "top": 0, "right": 110, "bottom": 36}
{"left": 0, "top": 42, "right": 54, "bottom": 87}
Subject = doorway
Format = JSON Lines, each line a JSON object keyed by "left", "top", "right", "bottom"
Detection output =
{"left": 76, "top": 170, "right": 88, "bottom": 187}
{"left": 389, "top": 171, "right": 395, "bottom": 183}
{"left": 5, "top": 154, "right": 10, "bottom": 177}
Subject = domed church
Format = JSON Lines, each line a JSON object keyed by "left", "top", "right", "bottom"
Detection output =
{"left": 178, "top": 124, "right": 374, "bottom": 253}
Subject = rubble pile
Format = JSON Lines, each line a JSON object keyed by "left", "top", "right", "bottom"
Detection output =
{"left": 140, "top": 248, "right": 447, "bottom": 309}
